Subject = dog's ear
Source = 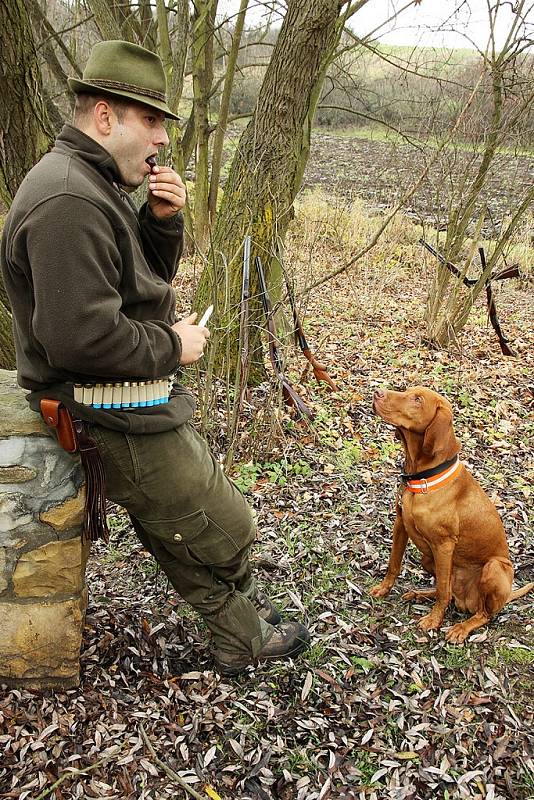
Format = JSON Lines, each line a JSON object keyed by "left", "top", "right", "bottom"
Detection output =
{"left": 422, "top": 405, "right": 459, "bottom": 460}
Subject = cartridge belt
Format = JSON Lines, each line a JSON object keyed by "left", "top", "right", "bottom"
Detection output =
{"left": 72, "top": 378, "right": 173, "bottom": 410}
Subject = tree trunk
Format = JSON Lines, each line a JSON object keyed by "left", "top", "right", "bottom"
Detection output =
{"left": 0, "top": 301, "right": 16, "bottom": 370}
{"left": 157, "top": 0, "right": 194, "bottom": 247}
{"left": 207, "top": 0, "right": 249, "bottom": 222}
{"left": 425, "top": 28, "right": 532, "bottom": 349}
{"left": 0, "top": 0, "right": 54, "bottom": 369}
{"left": 0, "top": 0, "right": 54, "bottom": 208}
{"left": 86, "top": 0, "right": 132, "bottom": 42}
{"left": 191, "top": 0, "right": 218, "bottom": 252}
{"left": 195, "top": 0, "right": 343, "bottom": 379}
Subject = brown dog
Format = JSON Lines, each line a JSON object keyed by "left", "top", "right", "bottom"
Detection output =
{"left": 370, "top": 386, "right": 533, "bottom": 643}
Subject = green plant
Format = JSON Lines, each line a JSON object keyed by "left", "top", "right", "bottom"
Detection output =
{"left": 337, "top": 440, "right": 363, "bottom": 473}
{"left": 350, "top": 656, "right": 375, "bottom": 672}
{"left": 441, "top": 645, "right": 473, "bottom": 670}
{"left": 233, "top": 458, "right": 312, "bottom": 492}
{"left": 233, "top": 462, "right": 261, "bottom": 493}
{"left": 490, "top": 646, "right": 534, "bottom": 666}
{"left": 283, "top": 749, "right": 316, "bottom": 775}
{"left": 351, "top": 750, "right": 379, "bottom": 785}
{"left": 305, "top": 642, "right": 328, "bottom": 667}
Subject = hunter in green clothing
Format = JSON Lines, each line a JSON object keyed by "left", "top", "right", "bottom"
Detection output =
{"left": 1, "top": 40, "right": 309, "bottom": 676}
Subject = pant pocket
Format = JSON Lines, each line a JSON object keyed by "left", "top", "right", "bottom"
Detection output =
{"left": 136, "top": 508, "right": 249, "bottom": 566}
{"left": 87, "top": 426, "right": 139, "bottom": 506}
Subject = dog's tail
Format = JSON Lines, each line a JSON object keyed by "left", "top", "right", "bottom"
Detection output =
{"left": 510, "top": 582, "right": 534, "bottom": 600}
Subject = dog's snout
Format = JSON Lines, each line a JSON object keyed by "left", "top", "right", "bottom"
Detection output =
{"left": 374, "top": 389, "right": 386, "bottom": 401}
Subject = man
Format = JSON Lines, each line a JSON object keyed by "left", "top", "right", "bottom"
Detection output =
{"left": 1, "top": 40, "right": 309, "bottom": 676}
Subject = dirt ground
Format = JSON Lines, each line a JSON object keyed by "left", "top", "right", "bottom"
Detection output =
{"left": 304, "top": 131, "right": 534, "bottom": 232}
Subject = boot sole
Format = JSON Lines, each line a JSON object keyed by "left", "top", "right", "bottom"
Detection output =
{"left": 215, "top": 634, "right": 310, "bottom": 677}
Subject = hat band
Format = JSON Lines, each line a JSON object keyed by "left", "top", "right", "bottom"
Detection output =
{"left": 88, "top": 78, "right": 165, "bottom": 102}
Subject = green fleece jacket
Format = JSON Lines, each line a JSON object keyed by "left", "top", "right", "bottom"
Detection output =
{"left": 1, "top": 124, "right": 195, "bottom": 433}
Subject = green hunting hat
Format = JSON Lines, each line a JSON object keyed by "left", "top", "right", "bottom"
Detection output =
{"left": 68, "top": 40, "right": 179, "bottom": 120}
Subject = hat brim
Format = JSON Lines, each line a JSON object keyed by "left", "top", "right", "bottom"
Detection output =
{"left": 67, "top": 78, "right": 180, "bottom": 121}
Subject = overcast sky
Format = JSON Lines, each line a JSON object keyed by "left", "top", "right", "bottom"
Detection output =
{"left": 219, "top": 1, "right": 532, "bottom": 51}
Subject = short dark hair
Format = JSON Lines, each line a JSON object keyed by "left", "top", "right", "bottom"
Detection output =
{"left": 73, "top": 92, "right": 131, "bottom": 125}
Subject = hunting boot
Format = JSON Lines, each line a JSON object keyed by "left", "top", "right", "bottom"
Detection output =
{"left": 214, "top": 620, "right": 310, "bottom": 677}
{"left": 252, "top": 590, "right": 282, "bottom": 625}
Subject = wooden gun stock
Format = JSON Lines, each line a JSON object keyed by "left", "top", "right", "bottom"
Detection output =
{"left": 285, "top": 277, "right": 338, "bottom": 391}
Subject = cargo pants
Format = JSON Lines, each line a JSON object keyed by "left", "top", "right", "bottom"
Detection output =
{"left": 89, "top": 422, "right": 273, "bottom": 660}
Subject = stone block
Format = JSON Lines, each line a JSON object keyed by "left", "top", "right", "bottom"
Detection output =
{"left": 40, "top": 487, "right": 85, "bottom": 531}
{"left": 0, "top": 548, "right": 8, "bottom": 594}
{"left": 0, "top": 520, "right": 54, "bottom": 554}
{"left": 0, "top": 436, "right": 82, "bottom": 507}
{"left": 13, "top": 538, "right": 89, "bottom": 597}
{"left": 0, "top": 371, "right": 46, "bottom": 438}
{"left": 0, "top": 465, "right": 37, "bottom": 483}
{"left": 0, "top": 590, "right": 87, "bottom": 688}
{"left": 0, "top": 494, "right": 33, "bottom": 534}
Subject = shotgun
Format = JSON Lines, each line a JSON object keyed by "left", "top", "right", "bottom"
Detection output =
{"left": 479, "top": 247, "right": 515, "bottom": 356}
{"left": 238, "top": 236, "right": 251, "bottom": 411}
{"left": 420, "top": 238, "right": 516, "bottom": 356}
{"left": 255, "top": 255, "right": 313, "bottom": 419}
{"left": 284, "top": 276, "right": 338, "bottom": 391}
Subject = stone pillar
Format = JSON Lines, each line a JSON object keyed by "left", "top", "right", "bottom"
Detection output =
{"left": 0, "top": 370, "right": 89, "bottom": 689}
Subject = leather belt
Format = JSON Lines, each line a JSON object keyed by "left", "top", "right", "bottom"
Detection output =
{"left": 72, "top": 378, "right": 173, "bottom": 410}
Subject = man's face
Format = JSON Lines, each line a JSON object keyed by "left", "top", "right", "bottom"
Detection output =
{"left": 106, "top": 103, "right": 169, "bottom": 188}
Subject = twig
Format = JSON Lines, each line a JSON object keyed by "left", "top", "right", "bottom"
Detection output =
{"left": 138, "top": 723, "right": 206, "bottom": 800}
{"left": 32, "top": 744, "right": 126, "bottom": 800}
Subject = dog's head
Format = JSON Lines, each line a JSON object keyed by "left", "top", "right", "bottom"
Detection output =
{"left": 373, "top": 386, "right": 460, "bottom": 466}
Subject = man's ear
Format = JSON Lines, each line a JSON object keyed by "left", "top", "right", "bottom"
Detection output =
{"left": 422, "top": 405, "right": 459, "bottom": 460}
{"left": 93, "top": 100, "right": 113, "bottom": 136}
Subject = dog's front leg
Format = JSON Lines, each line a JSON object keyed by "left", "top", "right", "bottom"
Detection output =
{"left": 370, "top": 508, "right": 408, "bottom": 598}
{"left": 417, "top": 538, "right": 455, "bottom": 631}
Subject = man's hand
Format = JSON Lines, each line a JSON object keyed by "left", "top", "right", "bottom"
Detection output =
{"left": 172, "top": 313, "right": 210, "bottom": 365}
{"left": 148, "top": 166, "right": 187, "bottom": 218}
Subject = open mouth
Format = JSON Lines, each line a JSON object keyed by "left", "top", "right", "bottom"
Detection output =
{"left": 145, "top": 156, "right": 157, "bottom": 169}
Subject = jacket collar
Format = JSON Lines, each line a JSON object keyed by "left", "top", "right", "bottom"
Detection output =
{"left": 53, "top": 124, "right": 121, "bottom": 186}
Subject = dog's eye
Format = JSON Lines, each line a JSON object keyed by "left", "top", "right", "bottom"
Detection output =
{"left": 414, "top": 395, "right": 422, "bottom": 404}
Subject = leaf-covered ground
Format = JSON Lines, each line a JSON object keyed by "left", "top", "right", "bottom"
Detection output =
{"left": 1, "top": 205, "right": 533, "bottom": 800}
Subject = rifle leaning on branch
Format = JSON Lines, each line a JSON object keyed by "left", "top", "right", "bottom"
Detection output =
{"left": 226, "top": 236, "right": 252, "bottom": 464}
{"left": 255, "top": 255, "right": 314, "bottom": 419}
{"left": 284, "top": 275, "right": 339, "bottom": 392}
{"left": 238, "top": 235, "right": 251, "bottom": 413}
{"left": 420, "top": 238, "right": 517, "bottom": 356}
{"left": 479, "top": 247, "right": 515, "bottom": 357}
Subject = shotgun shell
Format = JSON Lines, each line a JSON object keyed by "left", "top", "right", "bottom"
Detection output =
{"left": 93, "top": 384, "right": 103, "bottom": 409}
{"left": 103, "top": 383, "right": 113, "bottom": 409}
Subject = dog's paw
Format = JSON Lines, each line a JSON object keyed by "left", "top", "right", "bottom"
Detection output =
{"left": 417, "top": 612, "right": 443, "bottom": 632}
{"left": 369, "top": 583, "right": 391, "bottom": 598}
{"left": 445, "top": 623, "right": 469, "bottom": 644}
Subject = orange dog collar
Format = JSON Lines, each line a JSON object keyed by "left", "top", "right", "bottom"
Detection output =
{"left": 405, "top": 456, "right": 461, "bottom": 494}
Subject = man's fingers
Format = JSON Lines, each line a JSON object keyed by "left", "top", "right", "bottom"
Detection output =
{"left": 149, "top": 169, "right": 186, "bottom": 189}
{"left": 149, "top": 189, "right": 186, "bottom": 208}
{"left": 148, "top": 167, "right": 187, "bottom": 217}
